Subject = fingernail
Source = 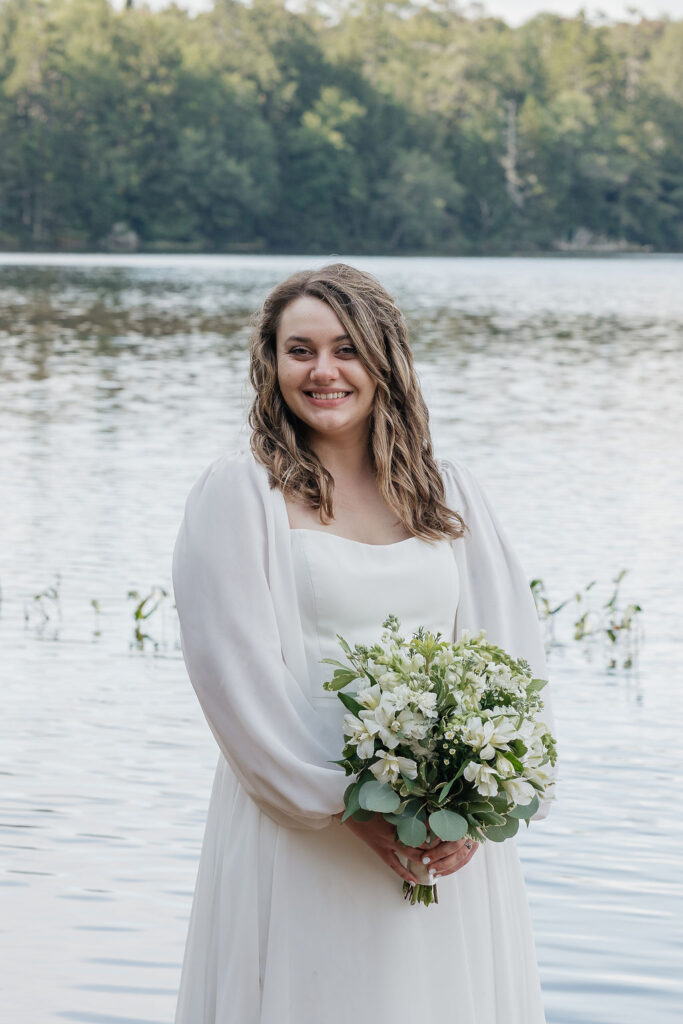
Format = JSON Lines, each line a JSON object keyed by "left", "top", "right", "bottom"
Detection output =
{"left": 421, "top": 855, "right": 430, "bottom": 864}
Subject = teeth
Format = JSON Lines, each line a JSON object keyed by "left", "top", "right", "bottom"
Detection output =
{"left": 308, "top": 392, "right": 349, "bottom": 400}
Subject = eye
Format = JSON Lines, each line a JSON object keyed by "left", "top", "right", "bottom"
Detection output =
{"left": 339, "top": 345, "right": 357, "bottom": 355}
{"left": 288, "top": 346, "right": 309, "bottom": 356}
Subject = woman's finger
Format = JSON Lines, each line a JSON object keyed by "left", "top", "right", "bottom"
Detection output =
{"left": 387, "top": 851, "right": 419, "bottom": 885}
{"left": 431, "top": 842, "right": 479, "bottom": 877}
{"left": 423, "top": 838, "right": 470, "bottom": 865}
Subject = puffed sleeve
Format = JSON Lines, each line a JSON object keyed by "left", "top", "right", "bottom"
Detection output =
{"left": 440, "top": 458, "right": 557, "bottom": 820}
{"left": 172, "top": 456, "right": 348, "bottom": 830}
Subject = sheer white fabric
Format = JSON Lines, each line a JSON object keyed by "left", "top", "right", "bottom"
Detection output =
{"left": 172, "top": 451, "right": 553, "bottom": 1023}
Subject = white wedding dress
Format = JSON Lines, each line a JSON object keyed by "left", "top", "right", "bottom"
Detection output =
{"left": 174, "top": 522, "right": 547, "bottom": 1023}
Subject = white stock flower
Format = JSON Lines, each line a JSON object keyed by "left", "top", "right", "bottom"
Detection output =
{"left": 375, "top": 669, "right": 402, "bottom": 689}
{"left": 413, "top": 689, "right": 438, "bottom": 717}
{"left": 399, "top": 651, "right": 426, "bottom": 673}
{"left": 501, "top": 777, "right": 536, "bottom": 806}
{"left": 388, "top": 683, "right": 413, "bottom": 710}
{"left": 464, "top": 761, "right": 499, "bottom": 797}
{"left": 370, "top": 749, "right": 418, "bottom": 784}
{"left": 396, "top": 708, "right": 430, "bottom": 740}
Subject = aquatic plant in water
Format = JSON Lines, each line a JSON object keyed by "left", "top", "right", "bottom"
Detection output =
{"left": 127, "top": 586, "right": 171, "bottom": 652}
{"left": 531, "top": 570, "right": 642, "bottom": 670}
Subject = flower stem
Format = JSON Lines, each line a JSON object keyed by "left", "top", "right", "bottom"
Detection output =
{"left": 402, "top": 881, "right": 439, "bottom": 906}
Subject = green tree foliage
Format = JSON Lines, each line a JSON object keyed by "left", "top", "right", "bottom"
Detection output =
{"left": 0, "top": 0, "right": 680, "bottom": 252}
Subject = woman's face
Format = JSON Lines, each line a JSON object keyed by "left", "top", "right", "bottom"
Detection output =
{"left": 275, "top": 295, "right": 377, "bottom": 445}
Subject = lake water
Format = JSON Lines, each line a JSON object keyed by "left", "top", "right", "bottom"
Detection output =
{"left": 1, "top": 253, "right": 682, "bottom": 1024}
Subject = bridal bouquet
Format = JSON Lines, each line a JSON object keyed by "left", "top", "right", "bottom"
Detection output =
{"left": 322, "top": 615, "right": 557, "bottom": 906}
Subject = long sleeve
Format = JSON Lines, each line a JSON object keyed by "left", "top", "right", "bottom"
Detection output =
{"left": 440, "top": 457, "right": 557, "bottom": 820}
{"left": 172, "top": 455, "right": 348, "bottom": 831}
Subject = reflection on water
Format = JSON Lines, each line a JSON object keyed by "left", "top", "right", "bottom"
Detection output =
{"left": 1, "top": 254, "right": 682, "bottom": 1023}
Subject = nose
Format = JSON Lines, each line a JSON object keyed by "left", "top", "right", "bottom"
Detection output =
{"left": 308, "top": 351, "right": 339, "bottom": 383}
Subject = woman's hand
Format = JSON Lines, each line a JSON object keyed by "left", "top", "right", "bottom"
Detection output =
{"left": 419, "top": 837, "right": 479, "bottom": 878}
{"left": 336, "top": 811, "right": 479, "bottom": 883}
{"left": 337, "top": 812, "right": 432, "bottom": 885}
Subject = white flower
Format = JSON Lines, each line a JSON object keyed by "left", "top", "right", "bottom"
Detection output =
{"left": 342, "top": 714, "right": 377, "bottom": 759}
{"left": 396, "top": 708, "right": 430, "bottom": 740}
{"left": 399, "top": 651, "right": 426, "bottom": 673}
{"left": 525, "top": 763, "right": 555, "bottom": 790}
{"left": 388, "top": 683, "right": 413, "bottom": 710}
{"left": 375, "top": 669, "right": 402, "bottom": 689}
{"left": 413, "top": 690, "right": 438, "bottom": 718}
{"left": 462, "top": 717, "right": 496, "bottom": 759}
{"left": 359, "top": 700, "right": 401, "bottom": 749}
{"left": 370, "top": 749, "right": 418, "bottom": 784}
{"left": 495, "top": 753, "right": 516, "bottom": 779}
{"left": 489, "top": 716, "right": 519, "bottom": 748}
{"left": 464, "top": 761, "right": 499, "bottom": 797}
{"left": 502, "top": 777, "right": 536, "bottom": 806}
{"left": 356, "top": 683, "right": 381, "bottom": 710}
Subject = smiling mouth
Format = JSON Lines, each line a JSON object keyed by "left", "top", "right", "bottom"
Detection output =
{"left": 304, "top": 391, "right": 352, "bottom": 401}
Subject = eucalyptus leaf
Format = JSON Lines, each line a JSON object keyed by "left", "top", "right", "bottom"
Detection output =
{"left": 341, "top": 780, "right": 363, "bottom": 822}
{"left": 507, "top": 794, "right": 539, "bottom": 819}
{"left": 428, "top": 808, "right": 468, "bottom": 841}
{"left": 358, "top": 780, "right": 401, "bottom": 813}
{"left": 397, "top": 815, "right": 428, "bottom": 847}
{"left": 350, "top": 808, "right": 375, "bottom": 823}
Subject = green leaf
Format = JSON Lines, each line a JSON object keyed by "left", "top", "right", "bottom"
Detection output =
{"left": 483, "top": 816, "right": 519, "bottom": 842}
{"left": 397, "top": 814, "right": 427, "bottom": 847}
{"left": 476, "top": 810, "right": 506, "bottom": 826}
{"left": 507, "top": 794, "right": 539, "bottom": 819}
{"left": 358, "top": 780, "right": 400, "bottom": 813}
{"left": 466, "top": 799, "right": 493, "bottom": 813}
{"left": 403, "top": 798, "right": 426, "bottom": 818}
{"left": 337, "top": 635, "right": 353, "bottom": 656}
{"left": 527, "top": 678, "right": 548, "bottom": 693}
{"left": 499, "top": 750, "right": 524, "bottom": 774}
{"left": 437, "top": 776, "right": 457, "bottom": 803}
{"left": 350, "top": 808, "right": 375, "bottom": 822}
{"left": 320, "top": 658, "right": 350, "bottom": 668}
{"left": 340, "top": 780, "right": 363, "bottom": 822}
{"left": 428, "top": 808, "right": 468, "bottom": 841}
{"left": 324, "top": 668, "right": 358, "bottom": 691}
{"left": 337, "top": 690, "right": 364, "bottom": 717}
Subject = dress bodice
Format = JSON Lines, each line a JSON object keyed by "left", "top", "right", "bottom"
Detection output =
{"left": 290, "top": 529, "right": 460, "bottom": 740}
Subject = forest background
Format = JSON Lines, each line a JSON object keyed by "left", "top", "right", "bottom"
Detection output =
{"left": 0, "top": 0, "right": 681, "bottom": 254}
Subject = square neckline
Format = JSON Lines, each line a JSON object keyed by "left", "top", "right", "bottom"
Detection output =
{"left": 289, "top": 527, "right": 423, "bottom": 548}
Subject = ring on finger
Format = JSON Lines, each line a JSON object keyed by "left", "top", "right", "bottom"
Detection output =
{"left": 464, "top": 840, "right": 473, "bottom": 850}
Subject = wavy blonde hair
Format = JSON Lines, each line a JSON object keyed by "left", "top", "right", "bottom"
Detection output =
{"left": 248, "top": 263, "right": 466, "bottom": 542}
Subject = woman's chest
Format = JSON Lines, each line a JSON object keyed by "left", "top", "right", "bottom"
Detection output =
{"left": 290, "top": 531, "right": 460, "bottom": 655}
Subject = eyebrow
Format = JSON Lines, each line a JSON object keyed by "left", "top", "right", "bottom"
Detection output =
{"left": 284, "top": 334, "right": 351, "bottom": 343}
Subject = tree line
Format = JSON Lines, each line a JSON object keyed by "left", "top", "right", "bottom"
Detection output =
{"left": 0, "top": 0, "right": 681, "bottom": 254}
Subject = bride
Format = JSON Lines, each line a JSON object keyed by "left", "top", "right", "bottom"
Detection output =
{"left": 172, "top": 262, "right": 554, "bottom": 1023}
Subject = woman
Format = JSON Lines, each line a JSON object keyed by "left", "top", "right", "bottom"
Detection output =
{"left": 172, "top": 263, "right": 554, "bottom": 1024}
